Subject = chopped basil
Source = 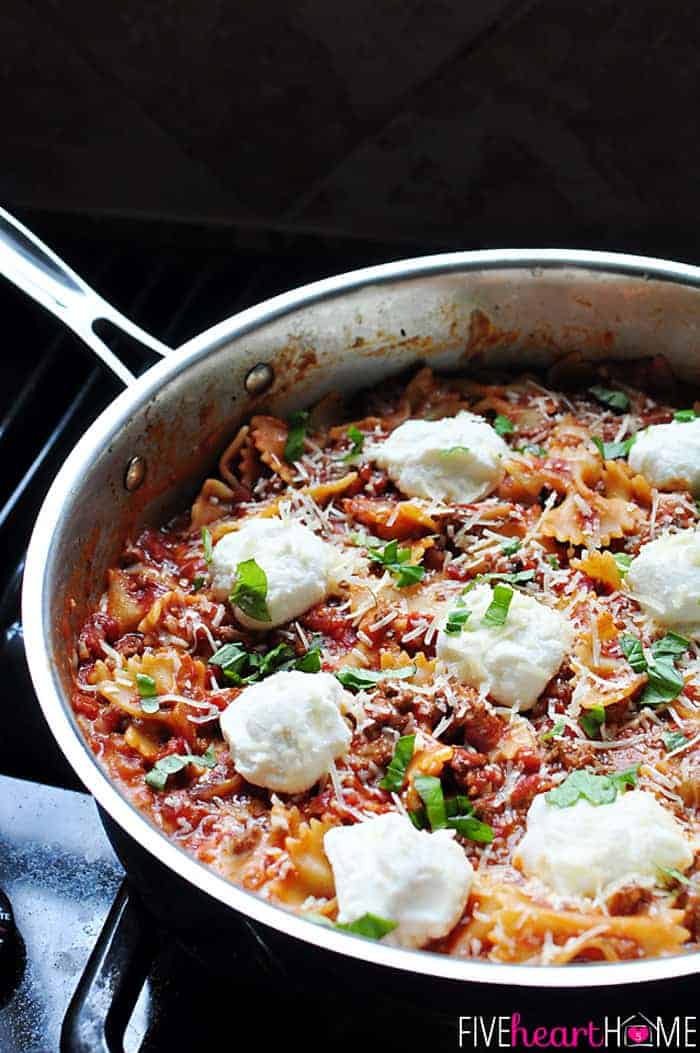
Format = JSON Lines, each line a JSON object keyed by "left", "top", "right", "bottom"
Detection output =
{"left": 610, "top": 766, "right": 639, "bottom": 792}
{"left": 209, "top": 642, "right": 250, "bottom": 683}
{"left": 619, "top": 632, "right": 647, "bottom": 674}
{"left": 450, "top": 816, "right": 494, "bottom": 843}
{"left": 642, "top": 658, "right": 684, "bottom": 706}
{"left": 500, "top": 537, "right": 521, "bottom": 557}
{"left": 230, "top": 558, "right": 271, "bottom": 623}
{"left": 664, "top": 731, "right": 689, "bottom": 752}
{"left": 518, "top": 443, "right": 547, "bottom": 457}
{"left": 201, "top": 526, "right": 213, "bottom": 564}
{"left": 348, "top": 530, "right": 383, "bottom": 549}
{"left": 482, "top": 583, "right": 513, "bottom": 627}
{"left": 493, "top": 414, "right": 515, "bottom": 436}
{"left": 642, "top": 632, "right": 692, "bottom": 707}
{"left": 136, "top": 673, "right": 159, "bottom": 714}
{"left": 547, "top": 555, "right": 560, "bottom": 569}
{"left": 589, "top": 385, "right": 630, "bottom": 412}
{"left": 540, "top": 719, "right": 565, "bottom": 741}
{"left": 580, "top": 704, "right": 605, "bottom": 740}
{"left": 546, "top": 766, "right": 638, "bottom": 808}
{"left": 336, "top": 913, "right": 398, "bottom": 940}
{"left": 209, "top": 639, "right": 321, "bottom": 684}
{"left": 394, "top": 564, "right": 426, "bottom": 588}
{"left": 656, "top": 865, "right": 690, "bottom": 887}
{"left": 613, "top": 552, "right": 632, "bottom": 576}
{"left": 192, "top": 575, "right": 206, "bottom": 591}
{"left": 294, "top": 646, "right": 322, "bottom": 673}
{"left": 284, "top": 410, "right": 309, "bottom": 463}
{"left": 145, "top": 744, "right": 216, "bottom": 791}
{"left": 445, "top": 606, "right": 471, "bottom": 636}
{"left": 620, "top": 631, "right": 690, "bottom": 706}
{"left": 674, "top": 409, "right": 697, "bottom": 423}
{"left": 335, "top": 664, "right": 415, "bottom": 692}
{"left": 342, "top": 425, "right": 365, "bottom": 461}
{"left": 368, "top": 539, "right": 425, "bottom": 588}
{"left": 439, "top": 446, "right": 470, "bottom": 457}
{"left": 414, "top": 774, "right": 448, "bottom": 830}
{"left": 592, "top": 435, "right": 636, "bottom": 461}
{"left": 411, "top": 780, "right": 494, "bottom": 842}
{"left": 481, "top": 569, "right": 535, "bottom": 585}
{"left": 651, "top": 631, "right": 691, "bottom": 659}
{"left": 368, "top": 539, "right": 409, "bottom": 566}
{"left": 408, "top": 807, "right": 428, "bottom": 830}
{"left": 136, "top": 673, "right": 157, "bottom": 698}
{"left": 379, "top": 734, "right": 415, "bottom": 792}
{"left": 255, "top": 641, "right": 299, "bottom": 678}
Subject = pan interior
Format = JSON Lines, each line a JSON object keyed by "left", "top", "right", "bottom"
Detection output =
{"left": 26, "top": 254, "right": 700, "bottom": 985}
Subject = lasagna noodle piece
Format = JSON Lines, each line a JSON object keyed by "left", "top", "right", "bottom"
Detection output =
{"left": 451, "top": 878, "right": 689, "bottom": 963}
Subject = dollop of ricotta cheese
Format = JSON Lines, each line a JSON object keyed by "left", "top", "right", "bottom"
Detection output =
{"left": 629, "top": 417, "right": 700, "bottom": 495}
{"left": 513, "top": 790, "right": 693, "bottom": 898}
{"left": 219, "top": 670, "right": 352, "bottom": 794}
{"left": 211, "top": 518, "right": 337, "bottom": 628}
{"left": 436, "top": 583, "right": 573, "bottom": 709}
{"left": 372, "top": 412, "right": 509, "bottom": 503}
{"left": 324, "top": 812, "right": 473, "bottom": 948}
{"left": 626, "top": 528, "right": 700, "bottom": 631}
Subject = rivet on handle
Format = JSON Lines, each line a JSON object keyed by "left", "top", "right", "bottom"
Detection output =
{"left": 124, "top": 456, "right": 146, "bottom": 492}
{"left": 244, "top": 362, "right": 274, "bottom": 396}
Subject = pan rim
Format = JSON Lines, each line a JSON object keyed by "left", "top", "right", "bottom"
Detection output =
{"left": 22, "top": 247, "right": 700, "bottom": 987}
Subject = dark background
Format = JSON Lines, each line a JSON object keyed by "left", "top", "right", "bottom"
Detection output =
{"left": 0, "top": 4, "right": 698, "bottom": 1050}
{"left": 2, "top": 0, "right": 699, "bottom": 262}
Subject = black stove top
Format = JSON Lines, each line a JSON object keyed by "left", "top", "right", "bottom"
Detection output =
{"left": 0, "top": 776, "right": 123, "bottom": 1052}
{"left": 0, "top": 215, "right": 698, "bottom": 1052}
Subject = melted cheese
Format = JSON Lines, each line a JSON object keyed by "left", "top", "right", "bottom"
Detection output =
{"left": 514, "top": 790, "right": 693, "bottom": 898}
{"left": 211, "top": 518, "right": 337, "bottom": 628}
{"left": 629, "top": 418, "right": 700, "bottom": 494}
{"left": 324, "top": 812, "right": 473, "bottom": 948}
{"left": 372, "top": 413, "right": 509, "bottom": 503}
{"left": 436, "top": 583, "right": 573, "bottom": 709}
{"left": 627, "top": 528, "right": 700, "bottom": 632}
{"left": 219, "top": 670, "right": 352, "bottom": 793}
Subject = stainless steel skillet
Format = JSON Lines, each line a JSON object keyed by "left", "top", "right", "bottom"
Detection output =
{"left": 5, "top": 207, "right": 700, "bottom": 993}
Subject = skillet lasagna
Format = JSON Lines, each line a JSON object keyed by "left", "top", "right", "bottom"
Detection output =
{"left": 71, "top": 359, "right": 700, "bottom": 963}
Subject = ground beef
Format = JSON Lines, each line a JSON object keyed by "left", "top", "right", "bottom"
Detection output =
{"left": 603, "top": 699, "right": 634, "bottom": 725}
{"left": 545, "top": 737, "right": 596, "bottom": 771}
{"left": 351, "top": 730, "right": 397, "bottom": 769}
{"left": 223, "top": 823, "right": 263, "bottom": 856}
{"left": 681, "top": 881, "right": 700, "bottom": 941}
{"left": 542, "top": 664, "right": 575, "bottom": 709}
{"left": 450, "top": 700, "right": 504, "bottom": 753}
{"left": 414, "top": 697, "right": 444, "bottom": 727}
{"left": 449, "top": 747, "right": 487, "bottom": 775}
{"left": 211, "top": 625, "right": 247, "bottom": 644}
{"left": 510, "top": 772, "right": 551, "bottom": 809}
{"left": 93, "top": 705, "right": 128, "bottom": 735}
{"left": 301, "top": 602, "right": 356, "bottom": 646}
{"left": 114, "top": 633, "right": 145, "bottom": 658}
{"left": 607, "top": 885, "right": 654, "bottom": 916}
{"left": 448, "top": 749, "right": 505, "bottom": 798}
{"left": 77, "top": 612, "right": 120, "bottom": 661}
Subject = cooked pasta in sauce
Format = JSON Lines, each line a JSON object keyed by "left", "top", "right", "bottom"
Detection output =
{"left": 71, "top": 358, "right": 700, "bottom": 964}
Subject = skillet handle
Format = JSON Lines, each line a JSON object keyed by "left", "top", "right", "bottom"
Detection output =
{"left": 0, "top": 206, "right": 172, "bottom": 387}
{"left": 61, "top": 882, "right": 155, "bottom": 1053}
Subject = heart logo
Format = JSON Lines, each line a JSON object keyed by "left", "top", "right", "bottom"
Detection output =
{"left": 627, "top": 1025, "right": 650, "bottom": 1044}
